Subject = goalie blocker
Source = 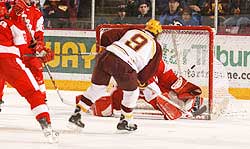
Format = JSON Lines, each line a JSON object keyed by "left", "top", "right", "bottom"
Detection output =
{"left": 91, "top": 70, "right": 203, "bottom": 120}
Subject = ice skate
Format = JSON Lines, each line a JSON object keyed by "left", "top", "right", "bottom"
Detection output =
{"left": 38, "top": 117, "right": 59, "bottom": 143}
{"left": 117, "top": 114, "right": 137, "bottom": 132}
{"left": 68, "top": 106, "right": 85, "bottom": 129}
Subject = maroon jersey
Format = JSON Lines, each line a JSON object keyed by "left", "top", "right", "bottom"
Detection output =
{"left": 101, "top": 28, "right": 162, "bottom": 84}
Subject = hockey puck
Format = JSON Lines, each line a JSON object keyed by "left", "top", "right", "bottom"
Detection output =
{"left": 191, "top": 65, "right": 195, "bottom": 69}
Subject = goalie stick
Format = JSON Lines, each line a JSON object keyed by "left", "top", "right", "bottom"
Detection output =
{"left": 147, "top": 85, "right": 207, "bottom": 118}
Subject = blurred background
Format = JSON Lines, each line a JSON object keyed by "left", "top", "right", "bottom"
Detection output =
{"left": 38, "top": 0, "right": 250, "bottom": 35}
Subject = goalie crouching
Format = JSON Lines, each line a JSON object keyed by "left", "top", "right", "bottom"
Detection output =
{"left": 91, "top": 60, "right": 203, "bottom": 120}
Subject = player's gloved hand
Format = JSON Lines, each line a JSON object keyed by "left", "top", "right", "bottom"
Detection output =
{"left": 31, "top": 41, "right": 54, "bottom": 63}
{"left": 13, "top": 0, "right": 28, "bottom": 16}
{"left": 170, "top": 76, "right": 202, "bottom": 101}
{"left": 38, "top": 48, "right": 55, "bottom": 63}
{"left": 32, "top": 40, "right": 45, "bottom": 52}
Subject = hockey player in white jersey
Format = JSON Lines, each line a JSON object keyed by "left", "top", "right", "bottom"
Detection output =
{"left": 68, "top": 19, "right": 163, "bottom": 131}
{"left": 0, "top": 4, "right": 58, "bottom": 143}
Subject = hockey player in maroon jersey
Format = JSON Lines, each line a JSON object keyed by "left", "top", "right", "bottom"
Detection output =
{"left": 68, "top": 19, "right": 163, "bottom": 131}
{"left": 0, "top": 4, "right": 58, "bottom": 143}
{"left": 0, "top": 0, "right": 54, "bottom": 109}
{"left": 91, "top": 59, "right": 203, "bottom": 120}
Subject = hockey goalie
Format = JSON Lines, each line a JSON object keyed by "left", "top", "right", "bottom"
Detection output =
{"left": 90, "top": 59, "right": 204, "bottom": 120}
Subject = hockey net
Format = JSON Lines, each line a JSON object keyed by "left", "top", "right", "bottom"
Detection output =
{"left": 96, "top": 24, "right": 232, "bottom": 120}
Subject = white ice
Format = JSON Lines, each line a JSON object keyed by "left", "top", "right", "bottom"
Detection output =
{"left": 1, "top": 88, "right": 250, "bottom": 149}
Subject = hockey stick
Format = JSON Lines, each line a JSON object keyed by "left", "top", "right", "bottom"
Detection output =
{"left": 54, "top": 53, "right": 98, "bottom": 56}
{"left": 43, "top": 63, "right": 71, "bottom": 105}
{"left": 147, "top": 85, "right": 207, "bottom": 118}
{"left": 24, "top": 52, "right": 98, "bottom": 57}
{"left": 21, "top": 15, "right": 69, "bottom": 105}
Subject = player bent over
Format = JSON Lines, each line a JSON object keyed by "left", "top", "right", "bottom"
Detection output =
{"left": 0, "top": 5, "right": 58, "bottom": 143}
{"left": 91, "top": 59, "right": 203, "bottom": 120}
{"left": 68, "top": 19, "right": 163, "bottom": 131}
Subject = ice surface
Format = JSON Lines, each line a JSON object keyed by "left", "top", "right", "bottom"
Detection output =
{"left": 1, "top": 88, "right": 250, "bottom": 149}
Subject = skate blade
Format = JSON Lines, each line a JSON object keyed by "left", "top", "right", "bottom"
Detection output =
{"left": 115, "top": 128, "right": 137, "bottom": 134}
{"left": 115, "top": 129, "right": 132, "bottom": 134}
{"left": 46, "top": 136, "right": 59, "bottom": 144}
{"left": 66, "top": 122, "right": 83, "bottom": 133}
{"left": 44, "top": 131, "right": 59, "bottom": 144}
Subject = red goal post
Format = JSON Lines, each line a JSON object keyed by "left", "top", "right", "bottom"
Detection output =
{"left": 96, "top": 24, "right": 215, "bottom": 120}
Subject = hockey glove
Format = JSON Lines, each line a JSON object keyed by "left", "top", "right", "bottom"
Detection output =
{"left": 39, "top": 48, "right": 55, "bottom": 63}
{"left": 171, "top": 76, "right": 202, "bottom": 101}
{"left": 32, "top": 40, "right": 45, "bottom": 52}
{"left": 31, "top": 41, "right": 54, "bottom": 62}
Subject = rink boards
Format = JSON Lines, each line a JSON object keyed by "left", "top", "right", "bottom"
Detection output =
{"left": 41, "top": 30, "right": 250, "bottom": 100}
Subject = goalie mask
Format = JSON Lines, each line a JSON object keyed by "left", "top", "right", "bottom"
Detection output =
{"left": 145, "top": 19, "right": 163, "bottom": 36}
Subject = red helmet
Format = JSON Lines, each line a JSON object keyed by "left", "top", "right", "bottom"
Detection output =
{"left": 0, "top": 3, "right": 7, "bottom": 20}
{"left": 13, "top": 0, "right": 30, "bottom": 16}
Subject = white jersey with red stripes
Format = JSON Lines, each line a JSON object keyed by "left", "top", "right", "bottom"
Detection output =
{"left": 106, "top": 29, "right": 157, "bottom": 72}
{"left": 22, "top": 5, "right": 44, "bottom": 40}
{"left": 0, "top": 19, "right": 27, "bottom": 57}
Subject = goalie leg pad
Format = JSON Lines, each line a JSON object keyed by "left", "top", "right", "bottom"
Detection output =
{"left": 111, "top": 88, "right": 123, "bottom": 110}
{"left": 91, "top": 96, "right": 113, "bottom": 117}
{"left": 148, "top": 98, "right": 159, "bottom": 110}
{"left": 156, "top": 92, "right": 182, "bottom": 120}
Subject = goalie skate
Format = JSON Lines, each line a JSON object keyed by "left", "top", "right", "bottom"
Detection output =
{"left": 191, "top": 96, "right": 204, "bottom": 113}
{"left": 117, "top": 114, "right": 137, "bottom": 132}
{"left": 38, "top": 118, "right": 59, "bottom": 143}
{"left": 184, "top": 96, "right": 207, "bottom": 118}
